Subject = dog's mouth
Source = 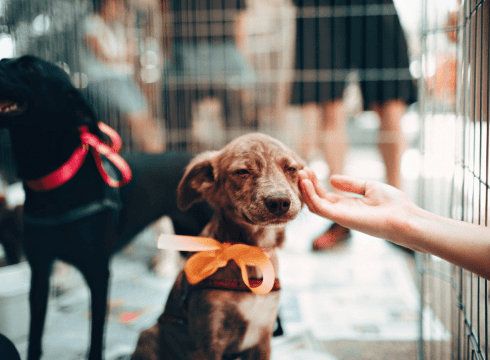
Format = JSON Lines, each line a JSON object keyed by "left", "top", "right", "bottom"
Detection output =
{"left": 242, "top": 211, "right": 293, "bottom": 227}
{"left": 0, "top": 100, "right": 27, "bottom": 116}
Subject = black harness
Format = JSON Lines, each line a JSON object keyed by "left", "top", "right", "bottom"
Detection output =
{"left": 23, "top": 160, "right": 122, "bottom": 227}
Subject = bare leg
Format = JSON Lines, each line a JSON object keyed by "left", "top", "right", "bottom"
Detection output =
{"left": 126, "top": 110, "right": 166, "bottom": 153}
{"left": 373, "top": 99, "right": 407, "bottom": 189}
{"left": 311, "top": 99, "right": 351, "bottom": 251}
{"left": 298, "top": 103, "right": 321, "bottom": 160}
{"left": 320, "top": 99, "right": 348, "bottom": 178}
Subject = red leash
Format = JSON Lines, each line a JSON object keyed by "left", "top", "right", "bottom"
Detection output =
{"left": 26, "top": 123, "right": 132, "bottom": 191}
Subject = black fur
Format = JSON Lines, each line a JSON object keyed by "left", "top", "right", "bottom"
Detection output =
{"left": 0, "top": 55, "right": 213, "bottom": 360}
{"left": 0, "top": 198, "right": 23, "bottom": 266}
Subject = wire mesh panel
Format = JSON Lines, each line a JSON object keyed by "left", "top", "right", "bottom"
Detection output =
{"left": 0, "top": 0, "right": 168, "bottom": 181}
{"left": 418, "top": 0, "right": 490, "bottom": 359}
{"left": 0, "top": 0, "right": 295, "bottom": 153}
{"left": 0, "top": 0, "right": 421, "bottom": 176}
{"left": 161, "top": 0, "right": 296, "bottom": 150}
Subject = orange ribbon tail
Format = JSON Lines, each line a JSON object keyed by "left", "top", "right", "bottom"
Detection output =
{"left": 158, "top": 234, "right": 275, "bottom": 295}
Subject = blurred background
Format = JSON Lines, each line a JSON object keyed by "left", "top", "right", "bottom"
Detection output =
{"left": 0, "top": 0, "right": 487, "bottom": 359}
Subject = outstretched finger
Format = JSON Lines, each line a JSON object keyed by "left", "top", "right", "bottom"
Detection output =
{"left": 300, "top": 178, "right": 325, "bottom": 215}
{"left": 330, "top": 175, "right": 366, "bottom": 195}
{"left": 300, "top": 178, "right": 344, "bottom": 218}
{"left": 303, "top": 167, "right": 329, "bottom": 198}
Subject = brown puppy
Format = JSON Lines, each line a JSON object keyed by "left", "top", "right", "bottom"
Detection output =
{"left": 132, "top": 133, "right": 306, "bottom": 360}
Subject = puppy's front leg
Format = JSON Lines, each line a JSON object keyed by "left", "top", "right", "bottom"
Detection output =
{"left": 188, "top": 321, "right": 227, "bottom": 360}
{"left": 188, "top": 349, "right": 223, "bottom": 360}
{"left": 240, "top": 332, "right": 272, "bottom": 360}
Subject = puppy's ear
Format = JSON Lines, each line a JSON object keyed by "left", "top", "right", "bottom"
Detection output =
{"left": 177, "top": 151, "right": 219, "bottom": 210}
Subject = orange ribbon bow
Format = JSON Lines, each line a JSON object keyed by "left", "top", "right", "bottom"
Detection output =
{"left": 157, "top": 234, "right": 275, "bottom": 295}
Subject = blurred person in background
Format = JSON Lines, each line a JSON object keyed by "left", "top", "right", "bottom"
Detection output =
{"left": 161, "top": 0, "right": 255, "bottom": 149}
{"left": 82, "top": 0, "right": 166, "bottom": 153}
{"left": 290, "top": 0, "right": 417, "bottom": 250}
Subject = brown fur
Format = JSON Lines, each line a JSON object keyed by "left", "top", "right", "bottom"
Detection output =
{"left": 132, "top": 133, "right": 306, "bottom": 360}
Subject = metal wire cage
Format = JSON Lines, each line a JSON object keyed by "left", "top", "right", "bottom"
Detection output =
{"left": 0, "top": 0, "right": 297, "bottom": 153}
{"left": 418, "top": 0, "right": 490, "bottom": 359}
{"left": 6, "top": 1, "right": 481, "bottom": 358}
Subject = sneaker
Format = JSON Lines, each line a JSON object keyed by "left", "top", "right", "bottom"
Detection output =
{"left": 312, "top": 223, "right": 351, "bottom": 251}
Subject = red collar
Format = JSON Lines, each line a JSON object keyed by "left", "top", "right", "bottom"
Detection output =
{"left": 192, "top": 278, "right": 281, "bottom": 292}
{"left": 157, "top": 278, "right": 281, "bottom": 325}
{"left": 25, "top": 122, "right": 132, "bottom": 191}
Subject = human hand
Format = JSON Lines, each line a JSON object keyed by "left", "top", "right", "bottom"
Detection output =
{"left": 298, "top": 168, "right": 418, "bottom": 244}
{"left": 300, "top": 169, "right": 490, "bottom": 280}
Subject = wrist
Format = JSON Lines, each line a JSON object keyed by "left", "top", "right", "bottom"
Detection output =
{"left": 388, "top": 202, "right": 431, "bottom": 253}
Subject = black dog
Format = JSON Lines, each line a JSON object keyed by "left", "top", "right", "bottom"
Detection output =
{"left": 0, "top": 56, "right": 213, "bottom": 360}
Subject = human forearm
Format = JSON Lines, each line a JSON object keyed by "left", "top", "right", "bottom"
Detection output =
{"left": 402, "top": 207, "right": 490, "bottom": 280}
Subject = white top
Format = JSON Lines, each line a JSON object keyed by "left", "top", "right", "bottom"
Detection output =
{"left": 80, "top": 14, "right": 135, "bottom": 81}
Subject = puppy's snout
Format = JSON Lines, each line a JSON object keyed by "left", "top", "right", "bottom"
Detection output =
{"left": 264, "top": 194, "right": 291, "bottom": 216}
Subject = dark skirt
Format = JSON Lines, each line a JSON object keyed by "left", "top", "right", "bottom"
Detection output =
{"left": 290, "top": 0, "right": 417, "bottom": 109}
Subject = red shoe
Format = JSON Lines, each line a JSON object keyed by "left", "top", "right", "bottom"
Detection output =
{"left": 312, "top": 223, "right": 351, "bottom": 251}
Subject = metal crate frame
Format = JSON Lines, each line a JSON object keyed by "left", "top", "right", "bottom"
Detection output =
{"left": 418, "top": 0, "right": 490, "bottom": 359}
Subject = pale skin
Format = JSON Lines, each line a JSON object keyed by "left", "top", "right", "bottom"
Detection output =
{"left": 300, "top": 98, "right": 407, "bottom": 190}
{"left": 298, "top": 167, "right": 490, "bottom": 281}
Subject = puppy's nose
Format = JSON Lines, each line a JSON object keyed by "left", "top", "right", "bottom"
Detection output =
{"left": 264, "top": 194, "right": 291, "bottom": 216}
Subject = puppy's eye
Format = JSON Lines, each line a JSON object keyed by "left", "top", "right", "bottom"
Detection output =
{"left": 234, "top": 169, "right": 250, "bottom": 175}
